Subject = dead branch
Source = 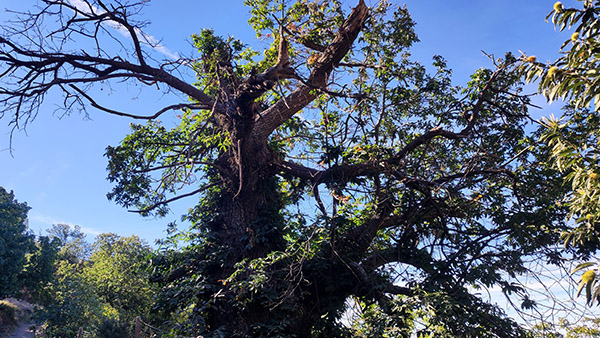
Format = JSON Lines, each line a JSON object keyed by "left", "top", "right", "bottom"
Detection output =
{"left": 70, "top": 84, "right": 209, "bottom": 119}
{"left": 0, "top": 0, "right": 217, "bottom": 129}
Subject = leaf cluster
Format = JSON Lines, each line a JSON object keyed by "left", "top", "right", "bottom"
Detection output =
{"left": 0, "top": 187, "right": 33, "bottom": 297}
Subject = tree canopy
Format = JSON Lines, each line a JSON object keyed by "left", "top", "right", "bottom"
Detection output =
{"left": 0, "top": 0, "right": 586, "bottom": 336}
{"left": 85, "top": 233, "right": 155, "bottom": 322}
{"left": 37, "top": 226, "right": 156, "bottom": 338}
{"left": 0, "top": 187, "right": 32, "bottom": 297}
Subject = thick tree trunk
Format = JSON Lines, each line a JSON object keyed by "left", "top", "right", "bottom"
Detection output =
{"left": 217, "top": 138, "right": 284, "bottom": 260}
{"left": 204, "top": 101, "right": 289, "bottom": 334}
{"left": 195, "top": 2, "right": 370, "bottom": 335}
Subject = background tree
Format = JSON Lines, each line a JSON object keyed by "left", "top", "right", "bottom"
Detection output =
{"left": 20, "top": 235, "right": 61, "bottom": 304}
{"left": 0, "top": 0, "right": 578, "bottom": 336}
{"left": 531, "top": 322, "right": 564, "bottom": 338}
{"left": 564, "top": 317, "right": 600, "bottom": 338}
{"left": 41, "top": 254, "right": 103, "bottom": 338}
{"left": 84, "top": 233, "right": 155, "bottom": 325}
{"left": 0, "top": 187, "right": 32, "bottom": 297}
{"left": 531, "top": 318, "right": 600, "bottom": 338}
{"left": 35, "top": 223, "right": 99, "bottom": 337}
{"left": 38, "top": 229, "right": 156, "bottom": 338}
{"left": 47, "top": 223, "right": 91, "bottom": 263}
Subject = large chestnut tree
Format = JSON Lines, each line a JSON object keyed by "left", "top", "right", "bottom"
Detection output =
{"left": 0, "top": 0, "right": 573, "bottom": 336}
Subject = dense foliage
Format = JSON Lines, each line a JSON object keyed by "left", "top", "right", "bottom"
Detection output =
{"left": 85, "top": 233, "right": 156, "bottom": 324}
{"left": 20, "top": 235, "right": 61, "bottom": 304}
{"left": 0, "top": 0, "right": 591, "bottom": 337}
{"left": 0, "top": 187, "right": 32, "bottom": 297}
{"left": 37, "top": 225, "right": 155, "bottom": 338}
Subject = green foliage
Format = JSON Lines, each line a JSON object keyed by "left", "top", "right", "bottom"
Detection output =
{"left": 20, "top": 235, "right": 61, "bottom": 304}
{"left": 565, "top": 317, "right": 600, "bottom": 338}
{"left": 0, "top": 187, "right": 32, "bottom": 297}
{"left": 84, "top": 233, "right": 156, "bottom": 322}
{"left": 106, "top": 116, "right": 230, "bottom": 216}
{"left": 531, "top": 317, "right": 600, "bottom": 338}
{"left": 531, "top": 322, "right": 564, "bottom": 338}
{"left": 96, "top": 318, "right": 130, "bottom": 338}
{"left": 523, "top": 1, "right": 600, "bottom": 306}
{"left": 524, "top": 0, "right": 600, "bottom": 108}
{"left": 38, "top": 228, "right": 156, "bottom": 337}
{"left": 191, "top": 28, "right": 255, "bottom": 95}
{"left": 539, "top": 111, "right": 600, "bottom": 252}
{"left": 41, "top": 259, "right": 104, "bottom": 338}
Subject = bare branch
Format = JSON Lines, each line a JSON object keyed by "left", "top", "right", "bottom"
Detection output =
{"left": 278, "top": 157, "right": 516, "bottom": 188}
{"left": 129, "top": 181, "right": 223, "bottom": 214}
{"left": 383, "top": 284, "right": 414, "bottom": 296}
{"left": 361, "top": 245, "right": 435, "bottom": 274}
{"left": 70, "top": 84, "right": 209, "bottom": 119}
{"left": 0, "top": 1, "right": 218, "bottom": 126}
{"left": 391, "top": 64, "right": 506, "bottom": 163}
{"left": 434, "top": 168, "right": 517, "bottom": 185}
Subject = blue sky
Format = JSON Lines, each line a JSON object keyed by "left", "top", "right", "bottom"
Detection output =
{"left": 0, "top": 0, "right": 573, "bottom": 244}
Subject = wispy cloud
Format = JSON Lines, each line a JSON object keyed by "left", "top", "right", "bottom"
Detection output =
{"left": 29, "top": 214, "right": 102, "bottom": 236}
{"left": 67, "top": 0, "right": 179, "bottom": 60}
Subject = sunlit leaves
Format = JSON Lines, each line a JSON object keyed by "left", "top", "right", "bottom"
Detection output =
{"left": 106, "top": 109, "right": 228, "bottom": 216}
{"left": 539, "top": 110, "right": 600, "bottom": 252}
{"left": 523, "top": 1, "right": 600, "bottom": 110}
{"left": 41, "top": 230, "right": 156, "bottom": 337}
{"left": 523, "top": 1, "right": 600, "bottom": 309}
{"left": 84, "top": 234, "right": 156, "bottom": 321}
{"left": 192, "top": 29, "right": 259, "bottom": 94}
{"left": 572, "top": 262, "right": 600, "bottom": 305}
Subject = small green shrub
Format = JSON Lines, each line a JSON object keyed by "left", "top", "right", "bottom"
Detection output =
{"left": 0, "top": 300, "right": 19, "bottom": 326}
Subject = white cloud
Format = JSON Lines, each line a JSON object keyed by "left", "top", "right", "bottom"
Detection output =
{"left": 67, "top": 0, "right": 179, "bottom": 60}
{"left": 78, "top": 225, "right": 102, "bottom": 236}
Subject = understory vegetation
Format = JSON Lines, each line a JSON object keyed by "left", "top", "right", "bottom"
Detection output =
{"left": 0, "top": 222, "right": 156, "bottom": 337}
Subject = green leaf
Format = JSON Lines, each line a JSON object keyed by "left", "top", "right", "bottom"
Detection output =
{"left": 577, "top": 280, "right": 587, "bottom": 298}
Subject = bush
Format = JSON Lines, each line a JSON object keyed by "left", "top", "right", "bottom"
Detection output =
{"left": 0, "top": 300, "right": 19, "bottom": 330}
{"left": 96, "top": 319, "right": 130, "bottom": 338}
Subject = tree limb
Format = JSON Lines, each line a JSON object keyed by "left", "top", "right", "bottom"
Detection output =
{"left": 391, "top": 64, "right": 505, "bottom": 163}
{"left": 253, "top": 0, "right": 369, "bottom": 140}
{"left": 129, "top": 181, "right": 222, "bottom": 214}
{"left": 0, "top": 13, "right": 219, "bottom": 123}
{"left": 70, "top": 84, "right": 208, "bottom": 119}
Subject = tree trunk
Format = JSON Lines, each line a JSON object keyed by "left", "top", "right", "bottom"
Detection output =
{"left": 195, "top": 2, "right": 370, "bottom": 334}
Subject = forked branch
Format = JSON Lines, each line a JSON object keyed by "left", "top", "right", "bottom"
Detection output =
{"left": 0, "top": 0, "right": 217, "bottom": 126}
{"left": 254, "top": 0, "right": 369, "bottom": 140}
